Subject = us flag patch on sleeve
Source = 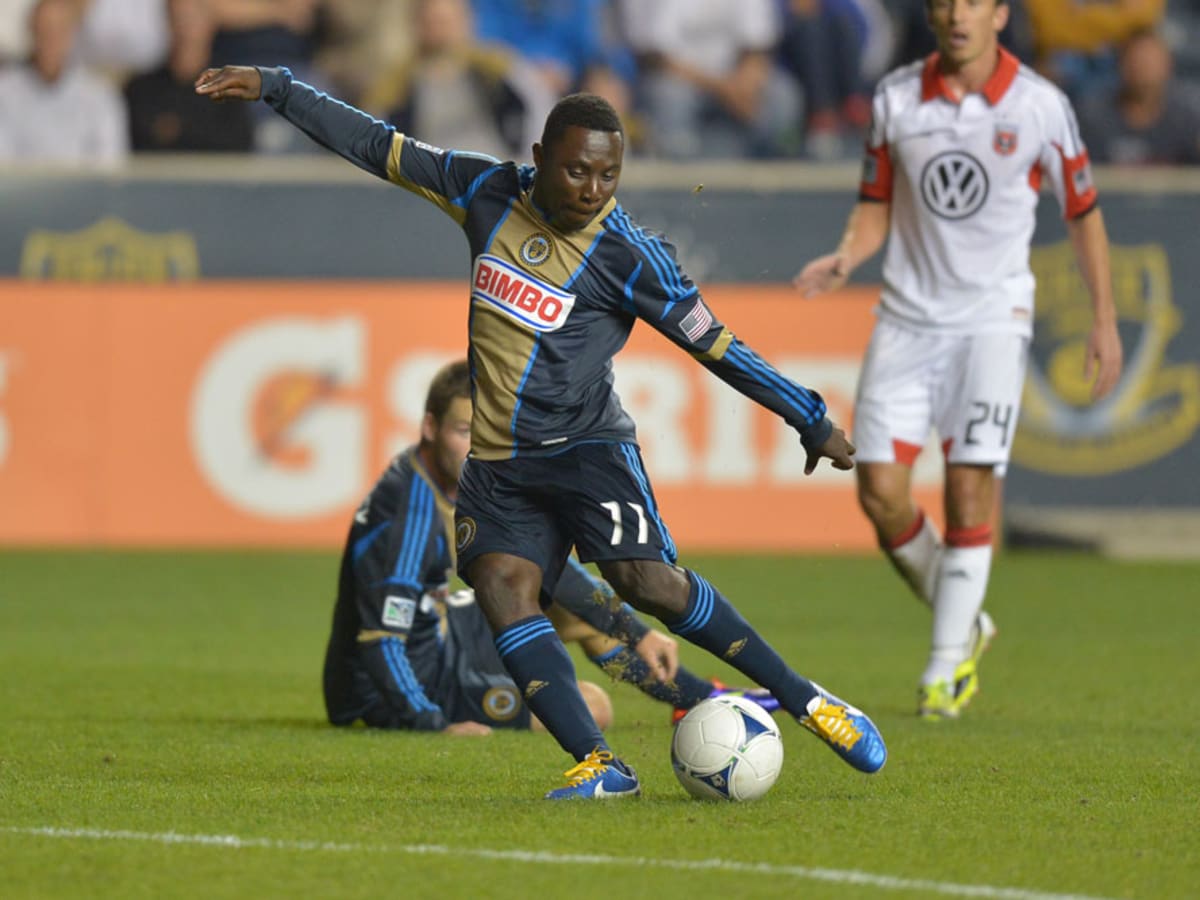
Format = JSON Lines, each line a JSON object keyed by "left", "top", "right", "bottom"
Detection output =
{"left": 679, "top": 301, "right": 714, "bottom": 341}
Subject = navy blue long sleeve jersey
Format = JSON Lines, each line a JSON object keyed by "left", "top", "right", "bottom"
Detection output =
{"left": 323, "top": 448, "right": 652, "bottom": 730}
{"left": 259, "top": 67, "right": 833, "bottom": 460}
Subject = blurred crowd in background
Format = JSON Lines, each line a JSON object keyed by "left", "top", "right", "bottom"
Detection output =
{"left": 1, "top": 0, "right": 1199, "bottom": 168}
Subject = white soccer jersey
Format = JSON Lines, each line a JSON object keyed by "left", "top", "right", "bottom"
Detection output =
{"left": 860, "top": 49, "right": 1097, "bottom": 336}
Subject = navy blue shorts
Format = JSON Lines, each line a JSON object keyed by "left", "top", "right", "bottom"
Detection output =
{"left": 432, "top": 599, "right": 532, "bottom": 730}
{"left": 454, "top": 441, "right": 678, "bottom": 594}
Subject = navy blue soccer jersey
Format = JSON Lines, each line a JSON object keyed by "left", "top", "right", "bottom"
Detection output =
{"left": 323, "top": 448, "right": 456, "bottom": 730}
{"left": 259, "top": 68, "right": 834, "bottom": 460}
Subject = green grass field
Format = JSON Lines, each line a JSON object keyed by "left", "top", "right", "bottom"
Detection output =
{"left": 1, "top": 549, "right": 1197, "bottom": 899}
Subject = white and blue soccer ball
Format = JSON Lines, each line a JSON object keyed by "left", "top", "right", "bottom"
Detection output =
{"left": 671, "top": 694, "right": 783, "bottom": 801}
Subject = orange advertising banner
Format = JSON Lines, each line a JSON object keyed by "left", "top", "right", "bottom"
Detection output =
{"left": 0, "top": 280, "right": 941, "bottom": 550}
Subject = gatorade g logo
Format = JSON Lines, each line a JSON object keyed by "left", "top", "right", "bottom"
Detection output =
{"left": 471, "top": 254, "right": 575, "bottom": 332}
{"left": 920, "top": 151, "right": 989, "bottom": 220}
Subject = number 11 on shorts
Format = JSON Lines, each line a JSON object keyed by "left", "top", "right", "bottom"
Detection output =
{"left": 601, "top": 501, "right": 648, "bottom": 545}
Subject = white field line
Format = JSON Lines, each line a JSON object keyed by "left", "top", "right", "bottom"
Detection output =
{"left": 2, "top": 825, "right": 1120, "bottom": 900}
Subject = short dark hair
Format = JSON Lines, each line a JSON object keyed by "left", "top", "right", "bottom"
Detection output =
{"left": 424, "top": 359, "right": 471, "bottom": 423}
{"left": 540, "top": 93, "right": 623, "bottom": 150}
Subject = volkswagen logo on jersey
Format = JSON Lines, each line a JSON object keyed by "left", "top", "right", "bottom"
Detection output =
{"left": 472, "top": 254, "right": 576, "bottom": 332}
{"left": 920, "top": 151, "right": 989, "bottom": 220}
{"left": 519, "top": 232, "right": 553, "bottom": 266}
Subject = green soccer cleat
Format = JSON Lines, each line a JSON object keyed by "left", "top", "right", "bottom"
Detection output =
{"left": 919, "top": 610, "right": 999, "bottom": 720}
{"left": 917, "top": 679, "right": 959, "bottom": 720}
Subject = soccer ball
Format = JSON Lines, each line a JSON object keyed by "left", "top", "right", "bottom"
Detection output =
{"left": 671, "top": 694, "right": 783, "bottom": 801}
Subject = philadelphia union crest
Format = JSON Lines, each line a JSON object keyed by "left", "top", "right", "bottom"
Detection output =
{"left": 455, "top": 517, "right": 477, "bottom": 552}
{"left": 519, "top": 232, "right": 553, "bottom": 266}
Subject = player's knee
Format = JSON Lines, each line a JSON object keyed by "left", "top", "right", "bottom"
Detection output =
{"left": 856, "top": 478, "right": 907, "bottom": 529}
{"left": 467, "top": 553, "right": 542, "bottom": 627}
{"left": 597, "top": 559, "right": 687, "bottom": 618}
{"left": 578, "top": 680, "right": 613, "bottom": 731}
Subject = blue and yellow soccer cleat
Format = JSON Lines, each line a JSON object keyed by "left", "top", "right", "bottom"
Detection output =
{"left": 544, "top": 748, "right": 641, "bottom": 800}
{"left": 671, "top": 679, "right": 781, "bottom": 724}
{"left": 799, "top": 684, "right": 887, "bottom": 774}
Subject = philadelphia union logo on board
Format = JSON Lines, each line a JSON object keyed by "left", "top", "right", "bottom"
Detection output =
{"left": 519, "top": 233, "right": 553, "bottom": 266}
{"left": 920, "top": 151, "right": 989, "bottom": 220}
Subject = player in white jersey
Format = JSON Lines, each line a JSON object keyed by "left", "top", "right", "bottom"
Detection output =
{"left": 795, "top": 0, "right": 1123, "bottom": 719}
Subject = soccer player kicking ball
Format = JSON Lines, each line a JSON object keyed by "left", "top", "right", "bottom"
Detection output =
{"left": 198, "top": 66, "right": 887, "bottom": 798}
{"left": 794, "top": 0, "right": 1123, "bottom": 720}
{"left": 323, "top": 359, "right": 781, "bottom": 734}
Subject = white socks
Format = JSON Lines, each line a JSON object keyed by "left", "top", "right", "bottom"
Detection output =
{"left": 923, "top": 535, "right": 993, "bottom": 685}
{"left": 887, "top": 513, "right": 993, "bottom": 687}
{"left": 885, "top": 511, "right": 941, "bottom": 608}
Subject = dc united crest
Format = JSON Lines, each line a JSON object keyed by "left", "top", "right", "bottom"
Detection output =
{"left": 519, "top": 233, "right": 553, "bottom": 266}
{"left": 993, "top": 124, "right": 1018, "bottom": 156}
{"left": 920, "top": 151, "right": 989, "bottom": 220}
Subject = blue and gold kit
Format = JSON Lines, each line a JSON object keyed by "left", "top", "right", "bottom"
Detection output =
{"left": 323, "top": 447, "right": 651, "bottom": 730}
{"left": 260, "top": 68, "right": 833, "bottom": 460}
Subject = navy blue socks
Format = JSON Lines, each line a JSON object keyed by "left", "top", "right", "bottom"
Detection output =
{"left": 668, "top": 571, "right": 818, "bottom": 716}
{"left": 495, "top": 615, "right": 606, "bottom": 761}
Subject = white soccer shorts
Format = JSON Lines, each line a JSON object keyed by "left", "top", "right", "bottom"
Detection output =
{"left": 852, "top": 319, "right": 1030, "bottom": 473}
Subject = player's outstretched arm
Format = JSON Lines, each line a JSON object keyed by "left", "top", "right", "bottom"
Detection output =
{"left": 793, "top": 200, "right": 890, "bottom": 297}
{"left": 196, "top": 65, "right": 394, "bottom": 180}
{"left": 1066, "top": 207, "right": 1123, "bottom": 400}
{"left": 443, "top": 721, "right": 492, "bottom": 736}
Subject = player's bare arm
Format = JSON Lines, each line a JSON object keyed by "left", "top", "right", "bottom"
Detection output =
{"left": 443, "top": 721, "right": 492, "bottom": 736}
{"left": 1066, "top": 207, "right": 1124, "bottom": 400}
{"left": 194, "top": 65, "right": 262, "bottom": 102}
{"left": 794, "top": 200, "right": 890, "bottom": 297}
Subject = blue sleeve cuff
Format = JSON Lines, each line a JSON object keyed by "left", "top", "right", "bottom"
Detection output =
{"left": 257, "top": 66, "right": 293, "bottom": 106}
{"left": 798, "top": 416, "right": 833, "bottom": 454}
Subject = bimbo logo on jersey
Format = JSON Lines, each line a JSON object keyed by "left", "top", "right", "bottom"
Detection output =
{"left": 471, "top": 254, "right": 575, "bottom": 332}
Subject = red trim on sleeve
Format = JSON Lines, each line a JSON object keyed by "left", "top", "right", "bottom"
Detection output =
{"left": 941, "top": 437, "right": 953, "bottom": 459}
{"left": 860, "top": 143, "right": 893, "bottom": 202}
{"left": 1028, "top": 160, "right": 1043, "bottom": 194}
{"left": 945, "top": 524, "right": 993, "bottom": 548}
{"left": 885, "top": 509, "right": 928, "bottom": 551}
{"left": 892, "top": 439, "right": 923, "bottom": 466}
{"left": 1059, "top": 146, "right": 1099, "bottom": 219}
